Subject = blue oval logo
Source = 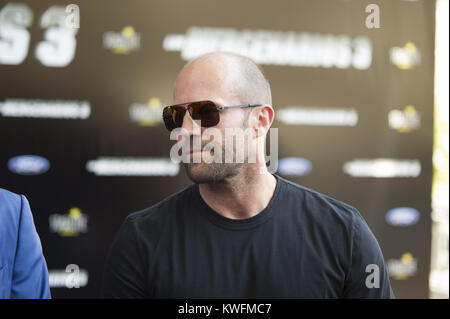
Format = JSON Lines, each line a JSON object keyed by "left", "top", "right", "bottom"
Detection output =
{"left": 277, "top": 157, "right": 312, "bottom": 176}
{"left": 8, "top": 155, "right": 50, "bottom": 175}
{"left": 386, "top": 207, "right": 420, "bottom": 227}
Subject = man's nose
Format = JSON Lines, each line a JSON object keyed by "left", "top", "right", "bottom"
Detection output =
{"left": 180, "top": 110, "right": 201, "bottom": 136}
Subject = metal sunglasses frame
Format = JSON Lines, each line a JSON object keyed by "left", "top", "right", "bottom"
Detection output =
{"left": 166, "top": 100, "right": 264, "bottom": 111}
{"left": 163, "top": 100, "right": 265, "bottom": 129}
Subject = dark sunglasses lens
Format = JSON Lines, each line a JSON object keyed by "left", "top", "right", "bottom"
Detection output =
{"left": 190, "top": 101, "right": 220, "bottom": 127}
{"left": 163, "top": 106, "right": 185, "bottom": 131}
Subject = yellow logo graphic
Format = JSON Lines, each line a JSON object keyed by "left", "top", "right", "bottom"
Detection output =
{"left": 388, "top": 105, "right": 421, "bottom": 133}
{"left": 390, "top": 42, "right": 421, "bottom": 70}
{"left": 103, "top": 25, "right": 141, "bottom": 54}
{"left": 387, "top": 252, "right": 418, "bottom": 280}
{"left": 49, "top": 207, "right": 88, "bottom": 237}
{"left": 69, "top": 207, "right": 82, "bottom": 220}
{"left": 121, "top": 26, "right": 135, "bottom": 37}
{"left": 112, "top": 26, "right": 136, "bottom": 54}
{"left": 129, "top": 97, "right": 164, "bottom": 126}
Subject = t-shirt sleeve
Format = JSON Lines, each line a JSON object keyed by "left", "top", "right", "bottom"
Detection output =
{"left": 101, "top": 216, "right": 148, "bottom": 298}
{"left": 343, "top": 210, "right": 395, "bottom": 299}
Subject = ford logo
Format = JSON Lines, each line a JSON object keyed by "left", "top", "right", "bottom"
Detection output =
{"left": 277, "top": 157, "right": 312, "bottom": 176}
{"left": 386, "top": 207, "right": 420, "bottom": 227}
{"left": 8, "top": 155, "right": 50, "bottom": 175}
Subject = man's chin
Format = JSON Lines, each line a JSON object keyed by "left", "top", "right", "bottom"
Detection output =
{"left": 184, "top": 163, "right": 217, "bottom": 184}
{"left": 184, "top": 162, "right": 243, "bottom": 184}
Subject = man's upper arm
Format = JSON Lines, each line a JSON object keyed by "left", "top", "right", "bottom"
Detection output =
{"left": 343, "top": 210, "right": 395, "bottom": 299}
{"left": 11, "top": 195, "right": 51, "bottom": 299}
{"left": 102, "top": 216, "right": 148, "bottom": 298}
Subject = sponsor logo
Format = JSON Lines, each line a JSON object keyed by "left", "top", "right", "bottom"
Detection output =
{"left": 389, "top": 42, "right": 421, "bottom": 69}
{"left": 0, "top": 99, "right": 90, "bottom": 119}
{"left": 387, "top": 253, "right": 418, "bottom": 280}
{"left": 277, "top": 157, "right": 312, "bottom": 176}
{"left": 103, "top": 26, "right": 140, "bottom": 54}
{"left": 8, "top": 155, "right": 50, "bottom": 175}
{"left": 343, "top": 158, "right": 421, "bottom": 178}
{"left": 386, "top": 207, "right": 420, "bottom": 227}
{"left": 388, "top": 105, "right": 420, "bottom": 132}
{"left": 277, "top": 107, "right": 358, "bottom": 126}
{"left": 163, "top": 27, "right": 372, "bottom": 69}
{"left": 49, "top": 207, "right": 88, "bottom": 237}
{"left": 86, "top": 157, "right": 180, "bottom": 176}
{"left": 129, "top": 97, "right": 164, "bottom": 126}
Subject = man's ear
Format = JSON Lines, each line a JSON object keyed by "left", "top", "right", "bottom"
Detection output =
{"left": 253, "top": 105, "right": 274, "bottom": 138}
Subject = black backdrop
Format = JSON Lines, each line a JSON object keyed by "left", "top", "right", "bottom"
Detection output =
{"left": 0, "top": 0, "right": 435, "bottom": 298}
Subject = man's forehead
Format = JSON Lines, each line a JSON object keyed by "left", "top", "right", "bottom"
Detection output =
{"left": 186, "top": 52, "right": 235, "bottom": 69}
{"left": 173, "top": 84, "right": 233, "bottom": 106}
{"left": 174, "top": 62, "right": 237, "bottom": 99}
{"left": 178, "top": 57, "right": 234, "bottom": 83}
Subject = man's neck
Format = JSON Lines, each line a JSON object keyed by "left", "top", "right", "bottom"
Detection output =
{"left": 198, "top": 166, "right": 277, "bottom": 220}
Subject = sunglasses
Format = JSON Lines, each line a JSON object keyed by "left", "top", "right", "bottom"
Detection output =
{"left": 162, "top": 100, "right": 263, "bottom": 131}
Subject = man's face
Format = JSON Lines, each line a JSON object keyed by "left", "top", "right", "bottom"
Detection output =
{"left": 173, "top": 62, "right": 251, "bottom": 183}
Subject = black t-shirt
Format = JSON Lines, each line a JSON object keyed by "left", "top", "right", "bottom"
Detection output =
{"left": 102, "top": 175, "right": 394, "bottom": 298}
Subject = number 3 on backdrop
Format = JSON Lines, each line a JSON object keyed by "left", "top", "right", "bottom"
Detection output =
{"left": 0, "top": 3, "right": 79, "bottom": 67}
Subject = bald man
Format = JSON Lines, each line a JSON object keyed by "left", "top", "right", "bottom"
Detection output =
{"left": 102, "top": 52, "right": 394, "bottom": 299}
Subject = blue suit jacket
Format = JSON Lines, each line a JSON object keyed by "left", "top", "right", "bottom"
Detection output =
{"left": 0, "top": 188, "right": 51, "bottom": 299}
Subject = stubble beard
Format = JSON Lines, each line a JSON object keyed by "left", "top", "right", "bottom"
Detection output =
{"left": 184, "top": 139, "right": 245, "bottom": 184}
{"left": 184, "top": 116, "right": 251, "bottom": 184}
{"left": 184, "top": 161, "right": 243, "bottom": 184}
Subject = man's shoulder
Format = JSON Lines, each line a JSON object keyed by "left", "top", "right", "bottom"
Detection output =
{"left": 0, "top": 188, "right": 24, "bottom": 225}
{"left": 277, "top": 175, "right": 362, "bottom": 226}
{"left": 0, "top": 189, "right": 29, "bottom": 267}
{"left": 124, "top": 183, "right": 196, "bottom": 224}
{"left": 0, "top": 187, "right": 21, "bottom": 205}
